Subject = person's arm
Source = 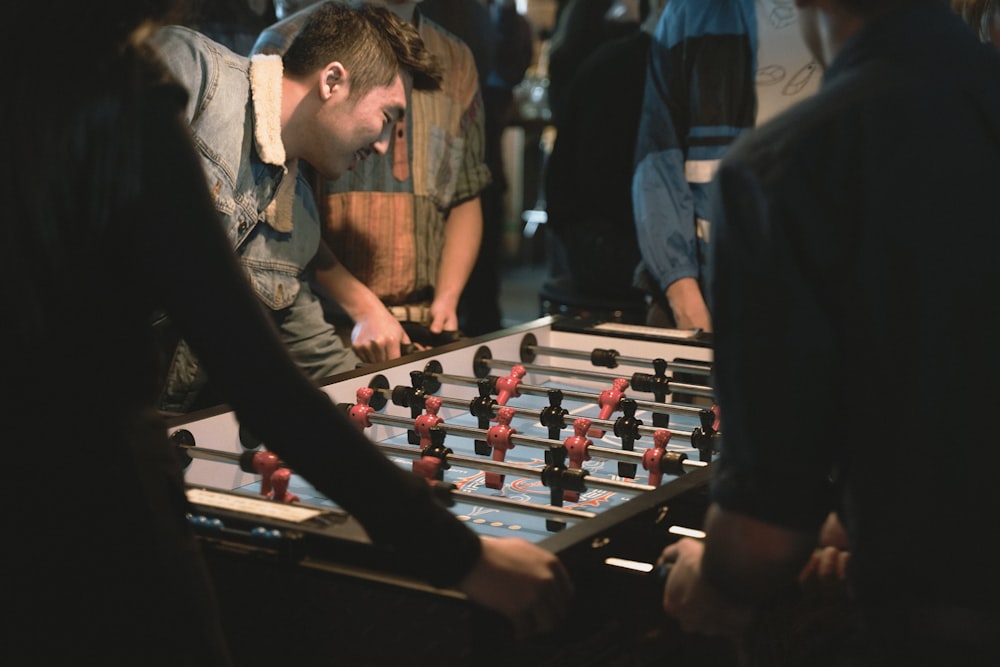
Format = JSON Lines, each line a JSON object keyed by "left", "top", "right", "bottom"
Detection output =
{"left": 664, "top": 277, "right": 711, "bottom": 332}
{"left": 312, "top": 239, "right": 411, "bottom": 363}
{"left": 430, "top": 195, "right": 483, "bottom": 333}
{"left": 148, "top": 26, "right": 215, "bottom": 125}
{"left": 632, "top": 2, "right": 756, "bottom": 332}
{"left": 661, "top": 94, "right": 847, "bottom": 640}
{"left": 797, "top": 512, "right": 850, "bottom": 597}
{"left": 658, "top": 504, "right": 817, "bottom": 638}
{"left": 430, "top": 43, "right": 490, "bottom": 335}
{"left": 134, "top": 85, "right": 571, "bottom": 634}
{"left": 632, "top": 10, "right": 706, "bottom": 330}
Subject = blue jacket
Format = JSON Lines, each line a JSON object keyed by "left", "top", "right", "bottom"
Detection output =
{"left": 632, "top": 0, "right": 757, "bottom": 302}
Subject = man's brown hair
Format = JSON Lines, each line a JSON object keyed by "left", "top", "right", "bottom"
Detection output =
{"left": 282, "top": 2, "right": 442, "bottom": 97}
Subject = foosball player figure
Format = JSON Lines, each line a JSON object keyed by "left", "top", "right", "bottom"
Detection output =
{"left": 414, "top": 396, "right": 444, "bottom": 448}
{"left": 268, "top": 467, "right": 300, "bottom": 503}
{"left": 690, "top": 404, "right": 721, "bottom": 462}
{"left": 589, "top": 377, "right": 629, "bottom": 438}
{"left": 484, "top": 406, "right": 517, "bottom": 489}
{"left": 403, "top": 370, "right": 430, "bottom": 444}
{"left": 413, "top": 395, "right": 445, "bottom": 479}
{"left": 540, "top": 443, "right": 588, "bottom": 532}
{"left": 412, "top": 426, "right": 452, "bottom": 481}
{"left": 539, "top": 389, "right": 569, "bottom": 441}
{"left": 252, "top": 450, "right": 280, "bottom": 496}
{"left": 631, "top": 358, "right": 671, "bottom": 428}
{"left": 563, "top": 417, "right": 593, "bottom": 502}
{"left": 641, "top": 429, "right": 688, "bottom": 487}
{"left": 469, "top": 378, "right": 496, "bottom": 455}
{"left": 348, "top": 386, "right": 376, "bottom": 431}
{"left": 495, "top": 364, "right": 526, "bottom": 406}
{"left": 613, "top": 397, "right": 643, "bottom": 478}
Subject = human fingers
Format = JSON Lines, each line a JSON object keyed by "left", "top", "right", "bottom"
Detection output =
{"left": 552, "top": 558, "right": 574, "bottom": 604}
{"left": 836, "top": 550, "right": 850, "bottom": 580}
{"left": 509, "top": 565, "right": 572, "bottom": 639}
{"left": 815, "top": 546, "right": 840, "bottom": 581}
{"left": 352, "top": 340, "right": 377, "bottom": 364}
{"left": 352, "top": 338, "right": 390, "bottom": 364}
{"left": 657, "top": 542, "right": 680, "bottom": 567}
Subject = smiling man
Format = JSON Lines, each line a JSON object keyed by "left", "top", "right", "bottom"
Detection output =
{"left": 255, "top": 0, "right": 490, "bottom": 364}
{"left": 150, "top": 3, "right": 442, "bottom": 412}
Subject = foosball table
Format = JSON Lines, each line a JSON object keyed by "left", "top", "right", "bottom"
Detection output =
{"left": 168, "top": 316, "right": 739, "bottom": 666}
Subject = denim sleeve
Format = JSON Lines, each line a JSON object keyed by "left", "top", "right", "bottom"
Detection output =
{"left": 632, "top": 21, "right": 697, "bottom": 294}
{"left": 149, "top": 26, "right": 217, "bottom": 126}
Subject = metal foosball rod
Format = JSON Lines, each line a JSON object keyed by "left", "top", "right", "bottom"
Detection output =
{"left": 528, "top": 346, "right": 711, "bottom": 376}
{"left": 479, "top": 359, "right": 714, "bottom": 398}
{"left": 515, "top": 333, "right": 713, "bottom": 377}
{"left": 478, "top": 357, "right": 715, "bottom": 400}
{"left": 171, "top": 427, "right": 663, "bottom": 498}
{"left": 376, "top": 440, "right": 651, "bottom": 497}
{"left": 470, "top": 351, "right": 715, "bottom": 400}
{"left": 173, "top": 438, "right": 616, "bottom": 520}
{"left": 372, "top": 385, "right": 704, "bottom": 449}
{"left": 356, "top": 409, "right": 708, "bottom": 477}
{"left": 423, "top": 369, "right": 715, "bottom": 415}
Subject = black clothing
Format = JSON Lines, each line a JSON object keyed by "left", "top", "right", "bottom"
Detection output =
{"left": 710, "top": 1, "right": 1000, "bottom": 661}
{"left": 545, "top": 30, "right": 650, "bottom": 297}
{"left": 547, "top": 0, "right": 638, "bottom": 127}
{"left": 3, "top": 36, "right": 479, "bottom": 665}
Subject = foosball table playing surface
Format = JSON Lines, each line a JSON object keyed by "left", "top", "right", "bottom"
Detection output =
{"left": 168, "top": 316, "right": 741, "bottom": 666}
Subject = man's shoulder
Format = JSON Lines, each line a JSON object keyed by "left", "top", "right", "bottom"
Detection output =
{"left": 727, "top": 62, "right": 900, "bottom": 171}
{"left": 150, "top": 25, "right": 201, "bottom": 56}
{"left": 151, "top": 25, "right": 248, "bottom": 82}
{"left": 152, "top": 25, "right": 237, "bottom": 58}
{"left": 419, "top": 16, "right": 478, "bottom": 85}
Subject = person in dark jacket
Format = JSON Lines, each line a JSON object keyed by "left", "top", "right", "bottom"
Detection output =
{"left": 660, "top": 1, "right": 1000, "bottom": 663}
{"left": 1, "top": 2, "right": 570, "bottom": 663}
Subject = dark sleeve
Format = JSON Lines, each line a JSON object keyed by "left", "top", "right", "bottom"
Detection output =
{"left": 709, "top": 150, "right": 837, "bottom": 532}
{"left": 130, "top": 85, "right": 482, "bottom": 587}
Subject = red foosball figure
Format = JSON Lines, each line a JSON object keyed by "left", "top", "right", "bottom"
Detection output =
{"left": 414, "top": 396, "right": 444, "bottom": 450}
{"left": 563, "top": 418, "right": 593, "bottom": 502}
{"left": 267, "top": 467, "right": 300, "bottom": 503}
{"left": 589, "top": 377, "right": 629, "bottom": 438}
{"left": 349, "top": 386, "right": 375, "bottom": 431}
{"left": 485, "top": 406, "right": 517, "bottom": 489}
{"left": 413, "top": 396, "right": 445, "bottom": 478}
{"left": 642, "top": 429, "right": 673, "bottom": 487}
{"left": 495, "top": 365, "right": 526, "bottom": 406}
{"left": 252, "top": 450, "right": 280, "bottom": 497}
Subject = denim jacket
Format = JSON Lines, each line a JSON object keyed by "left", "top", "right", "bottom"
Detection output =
{"left": 151, "top": 26, "right": 321, "bottom": 411}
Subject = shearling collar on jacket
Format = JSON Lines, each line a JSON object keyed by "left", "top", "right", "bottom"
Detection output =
{"left": 250, "top": 54, "right": 296, "bottom": 233}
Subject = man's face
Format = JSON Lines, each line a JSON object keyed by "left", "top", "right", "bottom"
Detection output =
{"left": 308, "top": 73, "right": 408, "bottom": 180}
